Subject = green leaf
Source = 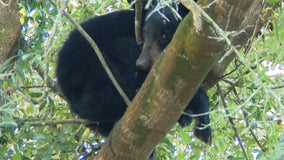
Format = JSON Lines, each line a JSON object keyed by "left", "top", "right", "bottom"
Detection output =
{"left": 0, "top": 121, "right": 18, "bottom": 128}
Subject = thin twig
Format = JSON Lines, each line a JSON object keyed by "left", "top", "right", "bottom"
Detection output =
{"left": 20, "top": 85, "right": 45, "bottom": 89}
{"left": 134, "top": 0, "right": 144, "bottom": 46}
{"left": 0, "top": 0, "right": 10, "bottom": 6}
{"left": 216, "top": 83, "right": 249, "bottom": 160}
{"left": 62, "top": 12, "right": 131, "bottom": 106}
{"left": 48, "top": 0, "right": 131, "bottom": 106}
{"left": 31, "top": 62, "right": 59, "bottom": 94}
{"left": 25, "top": 118, "right": 96, "bottom": 127}
{"left": 231, "top": 86, "right": 264, "bottom": 151}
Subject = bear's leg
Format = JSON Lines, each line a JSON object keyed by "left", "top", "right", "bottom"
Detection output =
{"left": 178, "top": 88, "right": 212, "bottom": 144}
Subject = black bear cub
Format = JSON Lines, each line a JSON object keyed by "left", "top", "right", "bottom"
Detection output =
{"left": 56, "top": 0, "right": 211, "bottom": 152}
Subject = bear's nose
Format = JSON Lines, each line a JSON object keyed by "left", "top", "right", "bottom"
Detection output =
{"left": 136, "top": 58, "right": 151, "bottom": 71}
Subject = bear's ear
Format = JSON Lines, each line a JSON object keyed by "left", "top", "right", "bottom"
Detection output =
{"left": 178, "top": 2, "right": 189, "bottom": 17}
{"left": 178, "top": 0, "right": 199, "bottom": 17}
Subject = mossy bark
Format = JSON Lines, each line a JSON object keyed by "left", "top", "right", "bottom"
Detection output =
{"left": 96, "top": 0, "right": 266, "bottom": 159}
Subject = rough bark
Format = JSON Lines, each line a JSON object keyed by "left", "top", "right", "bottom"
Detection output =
{"left": 203, "top": 1, "right": 279, "bottom": 90}
{"left": 96, "top": 0, "right": 264, "bottom": 159}
{"left": 0, "top": 0, "right": 20, "bottom": 64}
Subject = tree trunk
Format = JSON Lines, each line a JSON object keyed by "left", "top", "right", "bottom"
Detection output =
{"left": 96, "top": 0, "right": 264, "bottom": 159}
{"left": 0, "top": 0, "right": 20, "bottom": 64}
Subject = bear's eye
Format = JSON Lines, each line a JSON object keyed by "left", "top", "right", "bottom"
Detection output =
{"left": 162, "top": 33, "right": 167, "bottom": 39}
{"left": 157, "top": 32, "right": 170, "bottom": 48}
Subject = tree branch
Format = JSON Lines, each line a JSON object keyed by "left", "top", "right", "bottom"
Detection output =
{"left": 134, "top": 0, "right": 144, "bottom": 46}
{"left": 25, "top": 118, "right": 95, "bottom": 127}
{"left": 62, "top": 9, "right": 131, "bottom": 106}
{"left": 95, "top": 0, "right": 264, "bottom": 159}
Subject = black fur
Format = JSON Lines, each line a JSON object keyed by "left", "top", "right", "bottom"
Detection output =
{"left": 56, "top": 10, "right": 147, "bottom": 136}
{"left": 56, "top": 1, "right": 211, "bottom": 146}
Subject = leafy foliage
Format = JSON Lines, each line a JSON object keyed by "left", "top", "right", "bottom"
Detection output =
{"left": 0, "top": 0, "right": 283, "bottom": 159}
